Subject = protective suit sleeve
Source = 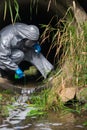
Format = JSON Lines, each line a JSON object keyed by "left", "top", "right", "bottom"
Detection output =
{"left": 0, "top": 41, "right": 19, "bottom": 71}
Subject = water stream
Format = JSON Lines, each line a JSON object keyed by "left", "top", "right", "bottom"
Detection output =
{"left": 0, "top": 106, "right": 87, "bottom": 130}
{"left": 0, "top": 82, "right": 87, "bottom": 130}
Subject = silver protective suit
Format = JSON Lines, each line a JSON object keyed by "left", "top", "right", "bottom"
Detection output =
{"left": 0, "top": 23, "right": 53, "bottom": 78}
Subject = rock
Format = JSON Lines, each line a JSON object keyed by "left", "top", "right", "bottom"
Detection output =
{"left": 59, "top": 87, "right": 76, "bottom": 103}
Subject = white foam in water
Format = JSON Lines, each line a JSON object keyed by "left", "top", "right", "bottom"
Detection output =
{"left": 14, "top": 124, "right": 32, "bottom": 129}
{"left": 0, "top": 124, "right": 8, "bottom": 128}
{"left": 50, "top": 123, "right": 63, "bottom": 126}
{"left": 1, "top": 92, "right": 35, "bottom": 130}
{"left": 6, "top": 106, "right": 34, "bottom": 124}
{"left": 0, "top": 128, "right": 13, "bottom": 130}
{"left": 39, "top": 128, "right": 52, "bottom": 130}
{"left": 75, "top": 125, "right": 84, "bottom": 128}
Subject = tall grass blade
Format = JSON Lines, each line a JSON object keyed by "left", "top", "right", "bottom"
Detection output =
{"left": 9, "top": 0, "right": 13, "bottom": 23}
{"left": 4, "top": 0, "right": 7, "bottom": 21}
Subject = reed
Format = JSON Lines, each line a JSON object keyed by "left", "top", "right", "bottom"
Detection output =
{"left": 3, "top": 0, "right": 87, "bottom": 111}
{"left": 41, "top": 9, "right": 87, "bottom": 109}
{"left": 4, "top": 0, "right": 20, "bottom": 23}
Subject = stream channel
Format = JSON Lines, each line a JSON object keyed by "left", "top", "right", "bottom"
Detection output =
{"left": 0, "top": 79, "right": 87, "bottom": 130}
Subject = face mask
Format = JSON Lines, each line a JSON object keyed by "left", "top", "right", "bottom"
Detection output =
{"left": 24, "top": 40, "right": 37, "bottom": 48}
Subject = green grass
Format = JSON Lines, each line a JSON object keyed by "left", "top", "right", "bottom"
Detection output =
{"left": 2, "top": 0, "right": 87, "bottom": 115}
{"left": 41, "top": 8, "right": 87, "bottom": 87}
{"left": 4, "top": 0, "right": 20, "bottom": 23}
{"left": 40, "top": 8, "right": 87, "bottom": 111}
{"left": 27, "top": 108, "right": 46, "bottom": 117}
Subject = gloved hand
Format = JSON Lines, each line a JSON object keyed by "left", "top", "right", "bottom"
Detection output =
{"left": 15, "top": 68, "right": 25, "bottom": 79}
{"left": 33, "top": 43, "right": 41, "bottom": 53}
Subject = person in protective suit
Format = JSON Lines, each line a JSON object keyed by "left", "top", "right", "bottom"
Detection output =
{"left": 0, "top": 23, "right": 53, "bottom": 80}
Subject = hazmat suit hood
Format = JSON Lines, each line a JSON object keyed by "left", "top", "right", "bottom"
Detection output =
{"left": 15, "top": 23, "right": 40, "bottom": 47}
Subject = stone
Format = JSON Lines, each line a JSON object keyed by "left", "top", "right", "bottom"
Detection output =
{"left": 59, "top": 87, "right": 76, "bottom": 102}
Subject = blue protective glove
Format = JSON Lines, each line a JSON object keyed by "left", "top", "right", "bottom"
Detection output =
{"left": 33, "top": 43, "right": 41, "bottom": 53}
{"left": 15, "top": 68, "right": 25, "bottom": 79}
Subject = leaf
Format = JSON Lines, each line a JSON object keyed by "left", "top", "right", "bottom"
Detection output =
{"left": 27, "top": 109, "right": 46, "bottom": 117}
{"left": 9, "top": 0, "right": 13, "bottom": 23}
{"left": 4, "top": 1, "right": 7, "bottom": 20}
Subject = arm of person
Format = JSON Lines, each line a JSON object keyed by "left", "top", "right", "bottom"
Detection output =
{"left": 0, "top": 40, "right": 25, "bottom": 79}
{"left": 0, "top": 41, "right": 19, "bottom": 71}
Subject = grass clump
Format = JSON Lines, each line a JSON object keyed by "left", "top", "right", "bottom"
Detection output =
{"left": 4, "top": 0, "right": 20, "bottom": 23}
{"left": 27, "top": 89, "right": 49, "bottom": 117}
{"left": 0, "top": 90, "right": 16, "bottom": 117}
{"left": 41, "top": 9, "right": 87, "bottom": 109}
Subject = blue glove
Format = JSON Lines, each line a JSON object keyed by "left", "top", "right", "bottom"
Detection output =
{"left": 15, "top": 68, "right": 25, "bottom": 79}
{"left": 33, "top": 43, "right": 41, "bottom": 53}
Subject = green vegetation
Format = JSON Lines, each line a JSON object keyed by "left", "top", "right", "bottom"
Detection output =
{"left": 40, "top": 10, "right": 87, "bottom": 108}
{"left": 27, "top": 89, "right": 49, "bottom": 117}
{"left": 1, "top": 0, "right": 87, "bottom": 118}
{"left": 0, "top": 90, "right": 16, "bottom": 117}
{"left": 27, "top": 109, "right": 46, "bottom": 117}
{"left": 4, "top": 0, "right": 40, "bottom": 23}
{"left": 42, "top": 14, "right": 87, "bottom": 86}
{"left": 4, "top": 0, "right": 20, "bottom": 23}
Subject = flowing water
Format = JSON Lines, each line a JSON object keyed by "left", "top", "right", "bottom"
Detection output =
{"left": 0, "top": 107, "right": 87, "bottom": 130}
{"left": 0, "top": 81, "right": 87, "bottom": 130}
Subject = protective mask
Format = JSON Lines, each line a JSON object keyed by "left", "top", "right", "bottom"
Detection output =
{"left": 24, "top": 40, "right": 37, "bottom": 48}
